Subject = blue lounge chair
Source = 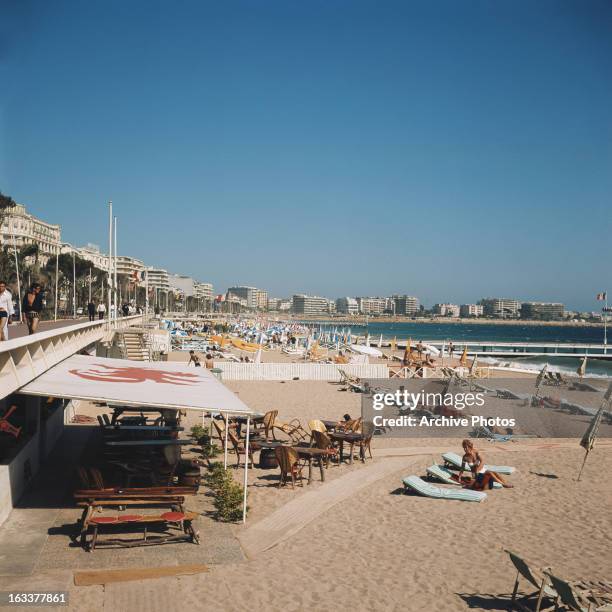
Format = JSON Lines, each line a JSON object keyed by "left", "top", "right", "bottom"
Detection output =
{"left": 402, "top": 475, "right": 487, "bottom": 502}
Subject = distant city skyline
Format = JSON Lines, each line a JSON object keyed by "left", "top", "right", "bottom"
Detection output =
{"left": 2, "top": 1, "right": 611, "bottom": 311}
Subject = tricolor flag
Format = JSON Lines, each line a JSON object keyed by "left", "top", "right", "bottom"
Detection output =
{"left": 596, "top": 292, "right": 607, "bottom": 301}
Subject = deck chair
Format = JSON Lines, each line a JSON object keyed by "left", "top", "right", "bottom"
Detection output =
{"left": 505, "top": 550, "right": 557, "bottom": 611}
{"left": 472, "top": 425, "right": 538, "bottom": 442}
{"left": 426, "top": 464, "right": 502, "bottom": 489}
{"left": 442, "top": 452, "right": 516, "bottom": 475}
{"left": 265, "top": 410, "right": 308, "bottom": 443}
{"left": 275, "top": 446, "right": 305, "bottom": 488}
{"left": 402, "top": 476, "right": 487, "bottom": 502}
{"left": 545, "top": 572, "right": 612, "bottom": 612}
{"left": 227, "top": 429, "right": 256, "bottom": 468}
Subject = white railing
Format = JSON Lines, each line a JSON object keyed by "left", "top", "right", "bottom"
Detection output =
{"left": 0, "top": 315, "right": 144, "bottom": 398}
{"left": 212, "top": 362, "right": 389, "bottom": 381}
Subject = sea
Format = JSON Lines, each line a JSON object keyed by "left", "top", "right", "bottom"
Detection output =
{"left": 311, "top": 321, "right": 612, "bottom": 378}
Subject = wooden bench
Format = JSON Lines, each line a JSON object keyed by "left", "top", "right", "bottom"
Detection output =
{"left": 77, "top": 499, "right": 199, "bottom": 550}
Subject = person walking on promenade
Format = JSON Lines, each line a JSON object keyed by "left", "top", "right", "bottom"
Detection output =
{"left": 97, "top": 302, "right": 106, "bottom": 320}
{"left": 22, "top": 283, "right": 43, "bottom": 335}
{"left": 448, "top": 340, "right": 454, "bottom": 359}
{"left": 87, "top": 300, "right": 96, "bottom": 322}
{"left": 0, "top": 281, "right": 14, "bottom": 341}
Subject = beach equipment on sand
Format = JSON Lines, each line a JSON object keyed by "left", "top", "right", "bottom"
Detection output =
{"left": 350, "top": 344, "right": 383, "bottom": 358}
{"left": 545, "top": 571, "right": 612, "bottom": 611}
{"left": 459, "top": 346, "right": 468, "bottom": 366}
{"left": 426, "top": 464, "right": 502, "bottom": 489}
{"left": 505, "top": 549, "right": 558, "bottom": 611}
{"left": 535, "top": 364, "right": 548, "bottom": 397}
{"left": 577, "top": 380, "right": 612, "bottom": 481}
{"left": 471, "top": 425, "right": 537, "bottom": 442}
{"left": 577, "top": 356, "right": 587, "bottom": 378}
{"left": 442, "top": 452, "right": 516, "bottom": 475}
{"left": 402, "top": 476, "right": 487, "bottom": 502}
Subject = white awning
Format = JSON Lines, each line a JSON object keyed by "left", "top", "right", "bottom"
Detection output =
{"left": 349, "top": 344, "right": 383, "bottom": 357}
{"left": 19, "top": 355, "right": 252, "bottom": 415}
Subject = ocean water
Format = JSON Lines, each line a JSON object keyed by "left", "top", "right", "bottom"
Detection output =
{"left": 313, "top": 321, "right": 612, "bottom": 377}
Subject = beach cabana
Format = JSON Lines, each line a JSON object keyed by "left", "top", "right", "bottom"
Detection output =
{"left": 18, "top": 354, "right": 255, "bottom": 521}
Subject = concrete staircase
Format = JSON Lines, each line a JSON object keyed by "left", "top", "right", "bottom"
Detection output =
{"left": 121, "top": 330, "right": 150, "bottom": 361}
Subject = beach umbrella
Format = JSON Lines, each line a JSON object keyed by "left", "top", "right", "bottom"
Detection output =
{"left": 577, "top": 356, "right": 587, "bottom": 378}
{"left": 469, "top": 354, "right": 478, "bottom": 375}
{"left": 391, "top": 336, "right": 397, "bottom": 351}
{"left": 577, "top": 381, "right": 612, "bottom": 481}
{"left": 254, "top": 348, "right": 262, "bottom": 364}
{"left": 403, "top": 339, "right": 412, "bottom": 363}
{"left": 535, "top": 364, "right": 548, "bottom": 396}
{"left": 378, "top": 334, "right": 383, "bottom": 348}
{"left": 459, "top": 346, "right": 468, "bottom": 367}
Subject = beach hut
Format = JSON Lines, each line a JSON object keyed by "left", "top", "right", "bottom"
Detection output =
{"left": 18, "top": 354, "right": 256, "bottom": 522}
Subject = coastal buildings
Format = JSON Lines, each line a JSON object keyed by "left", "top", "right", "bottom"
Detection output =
{"left": 336, "top": 297, "right": 359, "bottom": 315}
{"left": 433, "top": 303, "right": 460, "bottom": 317}
{"left": 480, "top": 298, "right": 521, "bottom": 318}
{"left": 392, "top": 295, "right": 420, "bottom": 316}
{"left": 146, "top": 268, "right": 170, "bottom": 292}
{"left": 460, "top": 304, "right": 484, "bottom": 317}
{"left": 357, "top": 297, "right": 387, "bottom": 315}
{"left": 195, "top": 282, "right": 214, "bottom": 302}
{"left": 1, "top": 203, "right": 61, "bottom": 265}
{"left": 115, "top": 255, "right": 145, "bottom": 279}
{"left": 521, "top": 301, "right": 565, "bottom": 320}
{"left": 292, "top": 294, "right": 334, "bottom": 316}
{"left": 74, "top": 243, "right": 109, "bottom": 270}
{"left": 227, "top": 286, "right": 267, "bottom": 311}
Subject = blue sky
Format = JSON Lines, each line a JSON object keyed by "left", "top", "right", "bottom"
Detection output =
{"left": 1, "top": 0, "right": 611, "bottom": 310}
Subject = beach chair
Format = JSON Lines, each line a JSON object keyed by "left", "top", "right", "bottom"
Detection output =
{"left": 308, "top": 419, "right": 327, "bottom": 434}
{"left": 402, "top": 476, "right": 487, "bottom": 502}
{"left": 442, "top": 452, "right": 516, "bottom": 475}
{"left": 265, "top": 410, "right": 308, "bottom": 443}
{"left": 311, "top": 430, "right": 338, "bottom": 467}
{"left": 275, "top": 446, "right": 306, "bottom": 489}
{"left": 471, "top": 425, "right": 538, "bottom": 443}
{"left": 505, "top": 549, "right": 557, "bottom": 611}
{"left": 545, "top": 572, "right": 612, "bottom": 611}
{"left": 426, "top": 464, "right": 502, "bottom": 489}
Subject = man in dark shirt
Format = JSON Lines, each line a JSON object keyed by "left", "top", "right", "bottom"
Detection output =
{"left": 87, "top": 300, "right": 96, "bottom": 322}
{"left": 22, "top": 284, "right": 43, "bottom": 335}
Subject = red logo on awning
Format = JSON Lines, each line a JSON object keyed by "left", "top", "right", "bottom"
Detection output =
{"left": 69, "top": 364, "right": 200, "bottom": 385}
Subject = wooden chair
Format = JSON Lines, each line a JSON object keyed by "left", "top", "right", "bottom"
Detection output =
{"left": 264, "top": 410, "right": 308, "bottom": 443}
{"left": 274, "top": 446, "right": 305, "bottom": 488}
{"left": 227, "top": 429, "right": 257, "bottom": 468}
{"left": 312, "top": 430, "right": 338, "bottom": 467}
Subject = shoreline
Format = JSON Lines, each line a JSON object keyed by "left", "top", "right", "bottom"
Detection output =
{"left": 282, "top": 315, "right": 606, "bottom": 327}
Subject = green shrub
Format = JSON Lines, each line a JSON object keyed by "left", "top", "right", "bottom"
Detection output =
{"left": 191, "top": 426, "right": 221, "bottom": 460}
{"left": 204, "top": 462, "right": 248, "bottom": 522}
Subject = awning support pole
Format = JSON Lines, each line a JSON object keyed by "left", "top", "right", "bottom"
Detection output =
{"left": 224, "top": 413, "right": 229, "bottom": 469}
{"left": 242, "top": 414, "right": 250, "bottom": 523}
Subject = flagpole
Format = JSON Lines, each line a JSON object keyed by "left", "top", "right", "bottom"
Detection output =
{"left": 604, "top": 292, "right": 608, "bottom": 352}
{"left": 107, "top": 201, "right": 113, "bottom": 330}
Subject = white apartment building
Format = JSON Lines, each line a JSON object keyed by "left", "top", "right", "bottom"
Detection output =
{"left": 194, "top": 282, "right": 214, "bottom": 301}
{"left": 480, "top": 298, "right": 521, "bottom": 318}
{"left": 336, "top": 297, "right": 359, "bottom": 315}
{"left": 292, "top": 294, "right": 333, "bottom": 316}
{"left": 1, "top": 204, "right": 61, "bottom": 265}
{"left": 116, "top": 255, "right": 145, "bottom": 279}
{"left": 227, "top": 286, "right": 268, "bottom": 310}
{"left": 75, "top": 243, "right": 110, "bottom": 270}
{"left": 357, "top": 297, "right": 387, "bottom": 315}
{"left": 460, "top": 304, "right": 484, "bottom": 317}
{"left": 146, "top": 267, "right": 170, "bottom": 291}
{"left": 433, "top": 303, "right": 460, "bottom": 317}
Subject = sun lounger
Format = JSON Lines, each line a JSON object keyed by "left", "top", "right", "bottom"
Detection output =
{"left": 426, "top": 464, "right": 502, "bottom": 489}
{"left": 545, "top": 572, "right": 612, "bottom": 611}
{"left": 505, "top": 549, "right": 557, "bottom": 611}
{"left": 442, "top": 451, "right": 516, "bottom": 475}
{"left": 471, "top": 425, "right": 538, "bottom": 442}
{"left": 402, "top": 475, "right": 487, "bottom": 502}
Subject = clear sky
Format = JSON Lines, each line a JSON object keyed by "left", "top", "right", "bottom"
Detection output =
{"left": 1, "top": 0, "right": 611, "bottom": 310}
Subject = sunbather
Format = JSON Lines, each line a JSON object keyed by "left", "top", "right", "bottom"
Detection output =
{"left": 457, "top": 439, "right": 513, "bottom": 489}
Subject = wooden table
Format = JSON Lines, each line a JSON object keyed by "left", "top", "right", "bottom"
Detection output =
{"left": 293, "top": 446, "right": 329, "bottom": 484}
{"left": 328, "top": 431, "right": 364, "bottom": 464}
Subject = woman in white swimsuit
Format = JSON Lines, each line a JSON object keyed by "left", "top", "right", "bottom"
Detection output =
{"left": 457, "top": 439, "right": 513, "bottom": 490}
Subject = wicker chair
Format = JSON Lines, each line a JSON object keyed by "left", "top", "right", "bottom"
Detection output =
{"left": 274, "top": 446, "right": 305, "bottom": 488}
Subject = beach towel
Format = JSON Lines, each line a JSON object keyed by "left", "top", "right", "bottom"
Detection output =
{"left": 402, "top": 475, "right": 487, "bottom": 502}
{"left": 442, "top": 452, "right": 516, "bottom": 475}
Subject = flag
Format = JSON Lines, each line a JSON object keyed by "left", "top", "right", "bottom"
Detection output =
{"left": 596, "top": 292, "right": 607, "bottom": 301}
